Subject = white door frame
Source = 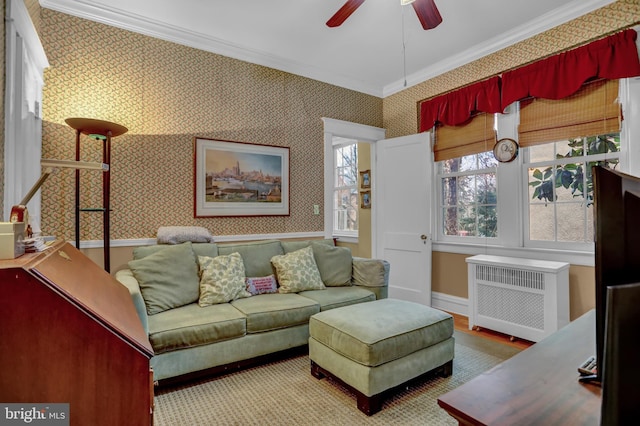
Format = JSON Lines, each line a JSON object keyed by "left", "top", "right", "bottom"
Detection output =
{"left": 321, "top": 118, "right": 385, "bottom": 255}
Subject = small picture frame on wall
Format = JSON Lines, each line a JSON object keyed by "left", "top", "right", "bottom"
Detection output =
{"left": 360, "top": 170, "right": 371, "bottom": 189}
{"left": 360, "top": 191, "right": 371, "bottom": 209}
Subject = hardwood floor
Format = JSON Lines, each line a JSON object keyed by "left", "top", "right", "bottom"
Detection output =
{"left": 449, "top": 312, "right": 534, "bottom": 351}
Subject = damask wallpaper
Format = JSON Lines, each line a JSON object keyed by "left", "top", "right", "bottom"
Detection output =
{"left": 39, "top": 9, "right": 383, "bottom": 241}
{"left": 30, "top": 1, "right": 640, "bottom": 243}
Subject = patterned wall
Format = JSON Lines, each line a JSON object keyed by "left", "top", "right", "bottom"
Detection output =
{"left": 39, "top": 10, "right": 383, "bottom": 241}
{"left": 383, "top": 0, "right": 640, "bottom": 138}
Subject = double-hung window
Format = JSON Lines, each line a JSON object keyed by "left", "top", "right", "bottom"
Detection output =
{"left": 438, "top": 152, "right": 498, "bottom": 240}
{"left": 333, "top": 142, "right": 359, "bottom": 237}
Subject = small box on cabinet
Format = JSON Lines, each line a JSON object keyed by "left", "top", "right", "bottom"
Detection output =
{"left": 0, "top": 222, "right": 25, "bottom": 259}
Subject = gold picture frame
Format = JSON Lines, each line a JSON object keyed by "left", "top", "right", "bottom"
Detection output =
{"left": 360, "top": 169, "right": 371, "bottom": 188}
{"left": 360, "top": 191, "right": 371, "bottom": 209}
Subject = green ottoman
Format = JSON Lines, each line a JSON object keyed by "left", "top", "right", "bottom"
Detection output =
{"left": 309, "top": 298, "right": 454, "bottom": 415}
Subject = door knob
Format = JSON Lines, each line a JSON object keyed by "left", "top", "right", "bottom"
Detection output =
{"left": 421, "top": 234, "right": 428, "bottom": 240}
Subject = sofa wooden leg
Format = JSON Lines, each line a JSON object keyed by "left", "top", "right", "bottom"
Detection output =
{"left": 439, "top": 360, "right": 453, "bottom": 377}
{"left": 310, "top": 361, "right": 325, "bottom": 379}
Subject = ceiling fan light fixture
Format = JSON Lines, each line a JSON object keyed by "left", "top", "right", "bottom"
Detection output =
{"left": 401, "top": 0, "right": 416, "bottom": 5}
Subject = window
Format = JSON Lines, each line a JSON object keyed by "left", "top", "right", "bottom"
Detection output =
{"left": 438, "top": 152, "right": 498, "bottom": 240}
{"left": 333, "top": 142, "right": 358, "bottom": 236}
{"left": 525, "top": 133, "right": 620, "bottom": 248}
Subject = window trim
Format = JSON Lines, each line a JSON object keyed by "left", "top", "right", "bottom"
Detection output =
{"left": 322, "top": 118, "right": 385, "bottom": 244}
{"left": 332, "top": 140, "right": 359, "bottom": 239}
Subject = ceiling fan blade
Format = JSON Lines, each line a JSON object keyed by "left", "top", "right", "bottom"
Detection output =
{"left": 412, "top": 0, "right": 443, "bottom": 30}
{"left": 326, "top": 0, "right": 366, "bottom": 28}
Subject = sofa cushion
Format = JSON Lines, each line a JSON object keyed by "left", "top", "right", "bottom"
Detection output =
{"left": 198, "top": 253, "right": 251, "bottom": 306}
{"left": 218, "top": 240, "right": 283, "bottom": 277}
{"left": 128, "top": 242, "right": 200, "bottom": 315}
{"left": 281, "top": 239, "right": 334, "bottom": 253}
{"left": 299, "top": 287, "right": 375, "bottom": 311}
{"left": 245, "top": 275, "right": 278, "bottom": 295}
{"left": 148, "top": 302, "right": 247, "bottom": 354}
{"left": 271, "top": 246, "right": 325, "bottom": 293}
{"left": 231, "top": 293, "right": 320, "bottom": 333}
{"left": 133, "top": 243, "right": 219, "bottom": 260}
{"left": 311, "top": 243, "right": 352, "bottom": 287}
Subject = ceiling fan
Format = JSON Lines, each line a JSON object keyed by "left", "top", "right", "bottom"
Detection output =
{"left": 326, "top": 0, "right": 443, "bottom": 30}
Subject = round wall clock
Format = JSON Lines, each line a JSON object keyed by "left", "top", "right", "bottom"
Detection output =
{"left": 493, "top": 138, "right": 519, "bottom": 163}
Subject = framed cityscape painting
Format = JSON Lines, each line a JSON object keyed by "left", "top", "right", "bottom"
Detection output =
{"left": 194, "top": 138, "right": 290, "bottom": 217}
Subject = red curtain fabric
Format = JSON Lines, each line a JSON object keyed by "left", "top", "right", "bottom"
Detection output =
{"left": 418, "top": 29, "right": 640, "bottom": 134}
{"left": 501, "top": 29, "right": 640, "bottom": 107}
{"left": 418, "top": 76, "right": 501, "bottom": 131}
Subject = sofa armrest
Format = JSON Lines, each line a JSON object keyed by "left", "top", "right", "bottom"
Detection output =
{"left": 115, "top": 269, "right": 149, "bottom": 335}
{"left": 352, "top": 257, "right": 390, "bottom": 299}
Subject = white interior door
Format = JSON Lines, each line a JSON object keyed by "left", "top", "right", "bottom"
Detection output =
{"left": 375, "top": 132, "right": 433, "bottom": 306}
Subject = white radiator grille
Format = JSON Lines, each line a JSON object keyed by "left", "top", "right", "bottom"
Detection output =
{"left": 477, "top": 282, "right": 545, "bottom": 330}
{"left": 467, "top": 255, "right": 570, "bottom": 342}
{"left": 475, "top": 264, "right": 545, "bottom": 291}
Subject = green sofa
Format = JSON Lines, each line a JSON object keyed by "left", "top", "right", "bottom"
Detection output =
{"left": 115, "top": 239, "right": 389, "bottom": 384}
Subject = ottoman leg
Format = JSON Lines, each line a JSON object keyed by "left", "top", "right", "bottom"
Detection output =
{"left": 356, "top": 391, "right": 383, "bottom": 416}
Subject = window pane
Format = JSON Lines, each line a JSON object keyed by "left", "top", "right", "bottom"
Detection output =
{"left": 529, "top": 142, "right": 556, "bottom": 162}
{"left": 586, "top": 134, "right": 620, "bottom": 155}
{"left": 529, "top": 204, "right": 554, "bottom": 241}
{"left": 478, "top": 205, "right": 497, "bottom": 237}
{"left": 526, "top": 133, "right": 619, "bottom": 245}
{"left": 556, "top": 203, "right": 585, "bottom": 242}
{"left": 333, "top": 142, "right": 358, "bottom": 234}
{"left": 334, "top": 188, "right": 358, "bottom": 231}
{"left": 458, "top": 176, "right": 475, "bottom": 205}
{"left": 442, "top": 207, "right": 458, "bottom": 236}
{"left": 442, "top": 177, "right": 457, "bottom": 206}
{"left": 439, "top": 153, "right": 497, "bottom": 239}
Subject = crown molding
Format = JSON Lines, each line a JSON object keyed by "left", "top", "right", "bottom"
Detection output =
{"left": 39, "top": 0, "right": 383, "bottom": 97}
{"left": 41, "top": 0, "right": 614, "bottom": 99}
{"left": 383, "top": 0, "right": 616, "bottom": 97}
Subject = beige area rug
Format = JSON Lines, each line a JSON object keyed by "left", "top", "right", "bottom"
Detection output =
{"left": 154, "top": 331, "right": 521, "bottom": 425}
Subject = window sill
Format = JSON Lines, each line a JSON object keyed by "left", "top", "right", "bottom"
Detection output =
{"left": 333, "top": 235, "right": 358, "bottom": 244}
{"left": 433, "top": 241, "right": 594, "bottom": 266}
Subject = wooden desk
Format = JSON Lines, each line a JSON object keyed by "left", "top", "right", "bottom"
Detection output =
{"left": 438, "top": 310, "right": 601, "bottom": 425}
{"left": 0, "top": 241, "right": 154, "bottom": 425}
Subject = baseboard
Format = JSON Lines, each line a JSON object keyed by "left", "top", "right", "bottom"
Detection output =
{"left": 432, "top": 291, "right": 468, "bottom": 317}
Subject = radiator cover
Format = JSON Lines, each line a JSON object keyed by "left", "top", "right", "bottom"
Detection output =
{"left": 466, "top": 255, "right": 570, "bottom": 342}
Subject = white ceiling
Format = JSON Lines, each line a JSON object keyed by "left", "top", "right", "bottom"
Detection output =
{"left": 40, "top": 0, "right": 615, "bottom": 98}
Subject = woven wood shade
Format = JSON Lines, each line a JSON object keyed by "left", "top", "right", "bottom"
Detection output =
{"left": 518, "top": 79, "right": 620, "bottom": 147}
{"left": 434, "top": 112, "right": 495, "bottom": 162}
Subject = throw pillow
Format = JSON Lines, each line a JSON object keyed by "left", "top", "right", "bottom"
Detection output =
{"left": 157, "top": 226, "right": 215, "bottom": 244}
{"left": 281, "top": 238, "right": 335, "bottom": 253}
{"left": 245, "top": 275, "right": 278, "bottom": 295}
{"left": 271, "top": 246, "right": 325, "bottom": 293}
{"left": 198, "top": 253, "right": 251, "bottom": 306}
{"left": 128, "top": 242, "right": 200, "bottom": 315}
{"left": 311, "top": 242, "right": 352, "bottom": 287}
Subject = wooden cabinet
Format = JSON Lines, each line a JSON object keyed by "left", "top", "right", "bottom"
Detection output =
{"left": 0, "top": 241, "right": 154, "bottom": 425}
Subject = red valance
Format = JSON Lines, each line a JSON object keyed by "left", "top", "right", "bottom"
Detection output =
{"left": 501, "top": 29, "right": 640, "bottom": 107}
{"left": 418, "top": 76, "right": 501, "bottom": 131}
{"left": 418, "top": 29, "right": 640, "bottom": 133}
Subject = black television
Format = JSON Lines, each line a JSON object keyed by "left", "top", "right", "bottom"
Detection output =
{"left": 600, "top": 282, "right": 640, "bottom": 423}
{"left": 591, "top": 165, "right": 640, "bottom": 385}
